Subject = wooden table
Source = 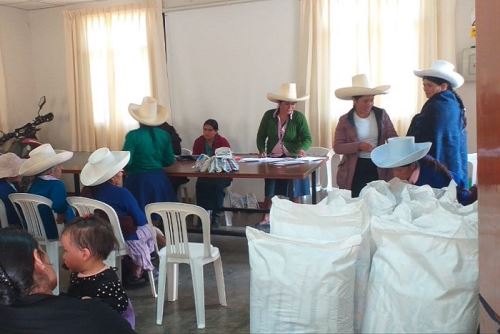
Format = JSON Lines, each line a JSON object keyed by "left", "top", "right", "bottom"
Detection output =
{"left": 62, "top": 152, "right": 326, "bottom": 204}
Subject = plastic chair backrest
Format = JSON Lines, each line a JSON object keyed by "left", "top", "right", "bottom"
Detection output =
{"left": 467, "top": 153, "right": 478, "bottom": 185}
{"left": 0, "top": 199, "right": 8, "bottom": 228}
{"left": 8, "top": 193, "right": 54, "bottom": 240}
{"left": 306, "top": 147, "right": 332, "bottom": 189}
{"left": 181, "top": 148, "right": 193, "bottom": 156}
{"left": 331, "top": 153, "right": 342, "bottom": 188}
{"left": 145, "top": 202, "right": 211, "bottom": 260}
{"left": 66, "top": 196, "right": 127, "bottom": 252}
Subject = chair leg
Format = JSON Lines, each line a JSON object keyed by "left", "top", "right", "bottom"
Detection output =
{"left": 190, "top": 263, "right": 206, "bottom": 329}
{"left": 213, "top": 257, "right": 227, "bottom": 306}
{"left": 148, "top": 270, "right": 157, "bottom": 298}
{"left": 156, "top": 256, "right": 168, "bottom": 325}
{"left": 167, "top": 263, "right": 178, "bottom": 301}
{"left": 46, "top": 242, "right": 59, "bottom": 295}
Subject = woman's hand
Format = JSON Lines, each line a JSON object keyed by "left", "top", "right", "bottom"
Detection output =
{"left": 296, "top": 149, "right": 306, "bottom": 157}
{"left": 259, "top": 152, "right": 267, "bottom": 158}
{"left": 358, "top": 142, "right": 374, "bottom": 152}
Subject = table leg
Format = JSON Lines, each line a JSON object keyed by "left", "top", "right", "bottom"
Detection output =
{"left": 311, "top": 170, "right": 317, "bottom": 204}
{"left": 73, "top": 174, "right": 80, "bottom": 195}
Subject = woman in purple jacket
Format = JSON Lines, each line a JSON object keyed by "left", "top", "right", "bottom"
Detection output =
{"left": 333, "top": 74, "right": 398, "bottom": 197}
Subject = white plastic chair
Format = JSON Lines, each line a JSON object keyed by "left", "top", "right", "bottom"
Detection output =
{"left": 146, "top": 202, "right": 227, "bottom": 329}
{"left": 67, "top": 196, "right": 157, "bottom": 298}
{"left": 8, "top": 193, "right": 61, "bottom": 295}
{"left": 468, "top": 153, "right": 478, "bottom": 186}
{"left": 0, "top": 199, "right": 8, "bottom": 228}
{"left": 180, "top": 148, "right": 192, "bottom": 156}
{"left": 331, "top": 153, "right": 343, "bottom": 188}
{"left": 306, "top": 147, "right": 333, "bottom": 196}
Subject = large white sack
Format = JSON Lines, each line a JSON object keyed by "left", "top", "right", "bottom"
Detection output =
{"left": 269, "top": 196, "right": 370, "bottom": 332}
{"left": 246, "top": 227, "right": 361, "bottom": 334}
{"left": 362, "top": 211, "right": 479, "bottom": 333}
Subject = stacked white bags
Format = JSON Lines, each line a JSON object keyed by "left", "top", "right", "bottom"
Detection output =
{"left": 247, "top": 178, "right": 478, "bottom": 333}
{"left": 360, "top": 180, "right": 479, "bottom": 333}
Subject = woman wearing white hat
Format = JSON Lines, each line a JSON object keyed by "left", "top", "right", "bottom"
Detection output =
{"left": 0, "top": 153, "right": 25, "bottom": 226}
{"left": 407, "top": 60, "right": 468, "bottom": 189}
{"left": 256, "top": 83, "right": 312, "bottom": 224}
{"left": 20, "top": 144, "right": 74, "bottom": 239}
{"left": 123, "top": 97, "right": 177, "bottom": 211}
{"left": 80, "top": 147, "right": 155, "bottom": 284}
{"left": 372, "top": 136, "right": 476, "bottom": 205}
{"left": 334, "top": 74, "right": 398, "bottom": 197}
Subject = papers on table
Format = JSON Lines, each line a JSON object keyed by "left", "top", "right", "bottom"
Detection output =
{"left": 239, "top": 156, "right": 324, "bottom": 165}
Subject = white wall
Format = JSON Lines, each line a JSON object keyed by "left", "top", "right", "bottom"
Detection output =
{"left": 0, "top": 6, "right": 35, "bottom": 131}
{"left": 165, "top": 0, "right": 299, "bottom": 153}
{"left": 455, "top": 0, "right": 477, "bottom": 152}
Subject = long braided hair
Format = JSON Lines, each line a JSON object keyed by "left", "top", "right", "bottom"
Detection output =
{"left": 423, "top": 76, "right": 467, "bottom": 129}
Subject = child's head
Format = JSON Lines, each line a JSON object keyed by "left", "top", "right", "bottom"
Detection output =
{"left": 61, "top": 215, "right": 117, "bottom": 272}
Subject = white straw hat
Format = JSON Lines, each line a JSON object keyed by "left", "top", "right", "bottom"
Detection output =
{"left": 414, "top": 60, "right": 464, "bottom": 89}
{"left": 80, "top": 148, "right": 130, "bottom": 187}
{"left": 128, "top": 96, "right": 169, "bottom": 126}
{"left": 267, "top": 83, "right": 309, "bottom": 103}
{"left": 19, "top": 144, "right": 73, "bottom": 176}
{"left": 371, "top": 136, "right": 432, "bottom": 168}
{"left": 335, "top": 74, "right": 390, "bottom": 100}
{"left": 0, "top": 153, "right": 25, "bottom": 178}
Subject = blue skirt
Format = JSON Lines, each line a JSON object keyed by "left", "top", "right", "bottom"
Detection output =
{"left": 124, "top": 170, "right": 178, "bottom": 210}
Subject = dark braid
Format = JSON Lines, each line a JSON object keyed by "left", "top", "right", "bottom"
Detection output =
{"left": 423, "top": 76, "right": 467, "bottom": 129}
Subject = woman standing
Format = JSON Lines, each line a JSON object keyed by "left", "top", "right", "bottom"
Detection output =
{"left": 334, "top": 74, "right": 398, "bottom": 197}
{"left": 256, "top": 83, "right": 312, "bottom": 223}
{"left": 407, "top": 60, "right": 468, "bottom": 188}
{"left": 123, "top": 97, "right": 177, "bottom": 210}
{"left": 192, "top": 119, "right": 232, "bottom": 225}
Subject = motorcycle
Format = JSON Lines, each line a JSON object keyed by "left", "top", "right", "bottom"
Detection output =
{"left": 0, "top": 96, "right": 54, "bottom": 158}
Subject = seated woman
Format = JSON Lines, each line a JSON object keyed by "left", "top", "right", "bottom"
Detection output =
{"left": 19, "top": 144, "right": 75, "bottom": 239}
{"left": 0, "top": 228, "right": 136, "bottom": 334}
{"left": 371, "top": 136, "right": 477, "bottom": 205}
{"left": 192, "top": 119, "right": 232, "bottom": 225}
{"left": 80, "top": 147, "right": 156, "bottom": 284}
{"left": 0, "top": 153, "right": 25, "bottom": 227}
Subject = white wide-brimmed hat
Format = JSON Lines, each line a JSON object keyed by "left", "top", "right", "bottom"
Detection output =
{"left": 128, "top": 96, "right": 169, "bottom": 126}
{"left": 267, "top": 83, "right": 309, "bottom": 103}
{"left": 414, "top": 60, "right": 464, "bottom": 89}
{"left": 371, "top": 136, "right": 432, "bottom": 168}
{"left": 0, "top": 153, "right": 25, "bottom": 178}
{"left": 335, "top": 74, "right": 390, "bottom": 100}
{"left": 80, "top": 148, "right": 130, "bottom": 187}
{"left": 19, "top": 144, "right": 73, "bottom": 176}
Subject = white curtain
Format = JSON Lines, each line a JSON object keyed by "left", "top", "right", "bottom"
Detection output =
{"left": 64, "top": 0, "right": 169, "bottom": 151}
{"left": 0, "top": 47, "right": 8, "bottom": 132}
{"left": 299, "top": 0, "right": 456, "bottom": 146}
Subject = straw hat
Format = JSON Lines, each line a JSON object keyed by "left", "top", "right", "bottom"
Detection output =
{"left": 128, "top": 96, "right": 169, "bottom": 126}
{"left": 414, "top": 60, "right": 464, "bottom": 89}
{"left": 371, "top": 136, "right": 432, "bottom": 168}
{"left": 80, "top": 148, "right": 130, "bottom": 187}
{"left": 0, "top": 153, "right": 25, "bottom": 178}
{"left": 19, "top": 144, "right": 73, "bottom": 176}
{"left": 267, "top": 83, "right": 309, "bottom": 103}
{"left": 335, "top": 74, "right": 390, "bottom": 100}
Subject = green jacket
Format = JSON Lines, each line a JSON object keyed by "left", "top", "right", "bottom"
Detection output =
{"left": 123, "top": 127, "right": 175, "bottom": 174}
{"left": 256, "top": 109, "right": 312, "bottom": 155}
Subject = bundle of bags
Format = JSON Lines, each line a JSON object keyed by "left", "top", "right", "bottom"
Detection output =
{"left": 246, "top": 178, "right": 478, "bottom": 333}
{"left": 193, "top": 147, "right": 239, "bottom": 173}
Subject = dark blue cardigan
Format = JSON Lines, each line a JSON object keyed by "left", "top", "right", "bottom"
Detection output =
{"left": 407, "top": 90, "right": 468, "bottom": 188}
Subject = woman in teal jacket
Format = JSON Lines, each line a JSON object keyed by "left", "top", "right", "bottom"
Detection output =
{"left": 256, "top": 83, "right": 312, "bottom": 224}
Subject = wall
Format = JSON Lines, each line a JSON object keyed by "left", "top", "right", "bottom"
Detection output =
{"left": 0, "top": 6, "right": 35, "bottom": 131}
{"left": 455, "top": 0, "right": 477, "bottom": 152}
